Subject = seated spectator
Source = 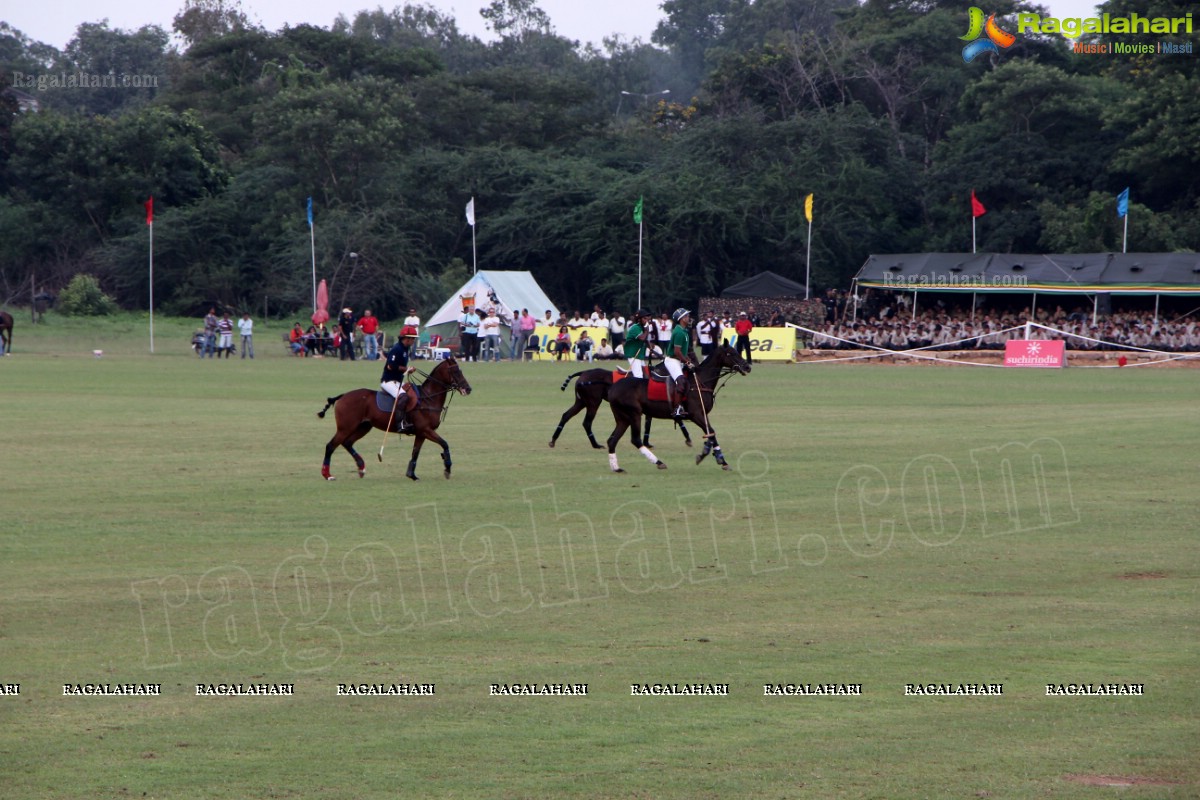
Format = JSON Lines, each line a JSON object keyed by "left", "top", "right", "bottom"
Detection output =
{"left": 289, "top": 322, "right": 306, "bottom": 356}
{"left": 574, "top": 330, "right": 594, "bottom": 361}
{"left": 594, "top": 337, "right": 616, "bottom": 360}
{"left": 554, "top": 326, "right": 572, "bottom": 360}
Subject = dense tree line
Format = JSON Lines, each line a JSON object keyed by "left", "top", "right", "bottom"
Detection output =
{"left": 1, "top": 0, "right": 1197, "bottom": 318}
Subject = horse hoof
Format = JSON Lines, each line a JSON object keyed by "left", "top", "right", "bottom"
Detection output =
{"left": 548, "top": 441, "right": 556, "bottom": 448}
{"left": 685, "top": 440, "right": 693, "bottom": 448}
{"left": 590, "top": 443, "right": 604, "bottom": 450}
{"left": 644, "top": 443, "right": 654, "bottom": 450}
{"left": 696, "top": 455, "right": 705, "bottom": 465}
{"left": 325, "top": 475, "right": 336, "bottom": 481}
{"left": 656, "top": 462, "right": 668, "bottom": 470}
{"left": 612, "top": 468, "right": 625, "bottom": 473}
{"left": 357, "top": 470, "right": 365, "bottom": 478}
{"left": 721, "top": 463, "right": 731, "bottom": 471}
{"left": 444, "top": 471, "right": 451, "bottom": 479}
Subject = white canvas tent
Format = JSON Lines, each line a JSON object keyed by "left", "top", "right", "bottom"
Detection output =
{"left": 426, "top": 271, "right": 560, "bottom": 357}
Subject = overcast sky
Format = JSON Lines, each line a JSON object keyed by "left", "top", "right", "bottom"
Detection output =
{"left": 6, "top": 0, "right": 1107, "bottom": 52}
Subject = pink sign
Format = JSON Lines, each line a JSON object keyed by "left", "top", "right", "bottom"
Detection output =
{"left": 1004, "top": 339, "right": 1066, "bottom": 368}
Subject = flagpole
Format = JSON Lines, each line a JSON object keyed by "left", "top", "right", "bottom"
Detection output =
{"left": 972, "top": 216, "right": 977, "bottom": 254}
{"left": 805, "top": 218, "right": 812, "bottom": 301}
{"left": 309, "top": 224, "right": 317, "bottom": 311}
{"left": 472, "top": 223, "right": 477, "bottom": 275}
{"left": 148, "top": 215, "right": 154, "bottom": 353}
{"left": 1122, "top": 213, "right": 1128, "bottom": 254}
{"left": 637, "top": 218, "right": 644, "bottom": 309}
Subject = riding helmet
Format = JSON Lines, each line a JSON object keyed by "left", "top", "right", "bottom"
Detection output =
{"left": 400, "top": 325, "right": 419, "bottom": 338}
{"left": 672, "top": 308, "right": 692, "bottom": 323}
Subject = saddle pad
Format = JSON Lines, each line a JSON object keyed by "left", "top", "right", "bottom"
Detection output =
{"left": 613, "top": 369, "right": 669, "bottom": 401}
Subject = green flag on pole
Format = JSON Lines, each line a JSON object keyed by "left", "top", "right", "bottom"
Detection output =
{"left": 633, "top": 196, "right": 643, "bottom": 224}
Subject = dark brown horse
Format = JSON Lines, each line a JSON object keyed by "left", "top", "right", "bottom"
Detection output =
{"left": 0, "top": 310, "right": 12, "bottom": 356}
{"left": 551, "top": 366, "right": 692, "bottom": 450}
{"left": 606, "top": 343, "right": 750, "bottom": 472}
{"left": 317, "top": 358, "right": 471, "bottom": 481}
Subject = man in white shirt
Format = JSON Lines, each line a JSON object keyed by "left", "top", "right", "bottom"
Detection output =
{"left": 237, "top": 312, "right": 254, "bottom": 359}
{"left": 403, "top": 308, "right": 421, "bottom": 332}
{"left": 479, "top": 308, "right": 502, "bottom": 362}
{"left": 608, "top": 313, "right": 626, "bottom": 349}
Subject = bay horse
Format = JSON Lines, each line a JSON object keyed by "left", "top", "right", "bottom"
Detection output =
{"left": 316, "top": 357, "right": 471, "bottom": 481}
{"left": 551, "top": 367, "right": 693, "bottom": 450}
{"left": 0, "top": 310, "right": 12, "bottom": 356}
{"left": 605, "top": 343, "right": 750, "bottom": 472}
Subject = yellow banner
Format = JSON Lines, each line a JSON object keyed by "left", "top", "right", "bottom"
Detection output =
{"left": 730, "top": 327, "right": 796, "bottom": 361}
{"left": 531, "top": 325, "right": 796, "bottom": 361}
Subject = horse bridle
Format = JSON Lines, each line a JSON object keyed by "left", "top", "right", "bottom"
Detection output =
{"left": 409, "top": 365, "right": 467, "bottom": 415}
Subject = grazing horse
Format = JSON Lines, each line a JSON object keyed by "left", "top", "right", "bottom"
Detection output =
{"left": 551, "top": 367, "right": 692, "bottom": 450}
{"left": 605, "top": 343, "right": 750, "bottom": 472}
{"left": 0, "top": 311, "right": 12, "bottom": 356}
{"left": 317, "top": 358, "right": 471, "bottom": 481}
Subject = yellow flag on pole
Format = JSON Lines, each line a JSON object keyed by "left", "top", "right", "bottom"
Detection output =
{"left": 804, "top": 193, "right": 813, "bottom": 223}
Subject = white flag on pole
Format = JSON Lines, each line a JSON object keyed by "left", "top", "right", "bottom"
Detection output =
{"left": 465, "top": 198, "right": 475, "bottom": 227}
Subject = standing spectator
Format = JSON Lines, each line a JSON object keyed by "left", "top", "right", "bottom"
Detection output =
{"left": 202, "top": 307, "right": 218, "bottom": 358}
{"left": 403, "top": 307, "right": 422, "bottom": 333}
{"left": 216, "top": 311, "right": 235, "bottom": 358}
{"left": 609, "top": 312, "right": 627, "bottom": 350}
{"left": 623, "top": 309, "right": 651, "bottom": 378}
{"left": 696, "top": 314, "right": 716, "bottom": 357}
{"left": 337, "top": 308, "right": 357, "bottom": 361}
{"left": 238, "top": 312, "right": 255, "bottom": 359}
{"left": 747, "top": 306, "right": 762, "bottom": 326}
{"left": 479, "top": 308, "right": 502, "bottom": 362}
{"left": 512, "top": 309, "right": 536, "bottom": 361}
{"left": 543, "top": 310, "right": 554, "bottom": 326}
{"left": 568, "top": 310, "right": 588, "bottom": 328}
{"left": 734, "top": 311, "right": 754, "bottom": 364}
{"left": 654, "top": 311, "right": 673, "bottom": 355}
{"left": 459, "top": 305, "right": 481, "bottom": 361}
{"left": 358, "top": 309, "right": 380, "bottom": 360}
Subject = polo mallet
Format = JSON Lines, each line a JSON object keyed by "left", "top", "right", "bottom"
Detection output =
{"left": 378, "top": 391, "right": 401, "bottom": 462}
{"left": 692, "top": 369, "right": 714, "bottom": 438}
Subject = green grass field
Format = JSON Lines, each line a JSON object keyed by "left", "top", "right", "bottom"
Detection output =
{"left": 1, "top": 313, "right": 1197, "bottom": 799}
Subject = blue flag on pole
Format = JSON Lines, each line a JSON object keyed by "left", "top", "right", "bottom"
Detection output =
{"left": 1116, "top": 187, "right": 1129, "bottom": 218}
{"left": 307, "top": 196, "right": 313, "bottom": 226}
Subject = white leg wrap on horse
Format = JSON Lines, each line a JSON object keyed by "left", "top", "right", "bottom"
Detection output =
{"left": 639, "top": 446, "right": 658, "bottom": 463}
{"left": 608, "top": 453, "right": 620, "bottom": 471}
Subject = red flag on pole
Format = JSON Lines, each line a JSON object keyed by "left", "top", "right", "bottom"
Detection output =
{"left": 145, "top": 196, "right": 154, "bottom": 225}
{"left": 970, "top": 190, "right": 986, "bottom": 218}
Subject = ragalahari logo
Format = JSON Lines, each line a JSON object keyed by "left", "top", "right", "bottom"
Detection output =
{"left": 961, "top": 8, "right": 1016, "bottom": 63}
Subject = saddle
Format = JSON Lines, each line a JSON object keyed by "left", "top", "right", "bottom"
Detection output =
{"left": 374, "top": 385, "right": 420, "bottom": 414}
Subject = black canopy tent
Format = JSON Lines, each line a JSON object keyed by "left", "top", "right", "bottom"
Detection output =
{"left": 720, "top": 270, "right": 807, "bottom": 299}
{"left": 853, "top": 253, "right": 1200, "bottom": 321}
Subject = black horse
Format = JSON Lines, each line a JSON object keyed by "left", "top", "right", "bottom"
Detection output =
{"left": 551, "top": 367, "right": 693, "bottom": 450}
{"left": 605, "top": 343, "right": 750, "bottom": 472}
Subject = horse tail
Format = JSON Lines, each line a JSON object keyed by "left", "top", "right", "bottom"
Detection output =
{"left": 317, "top": 394, "right": 345, "bottom": 419}
{"left": 560, "top": 371, "right": 587, "bottom": 392}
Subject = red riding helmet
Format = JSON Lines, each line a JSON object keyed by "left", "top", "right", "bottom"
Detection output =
{"left": 400, "top": 325, "right": 418, "bottom": 338}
